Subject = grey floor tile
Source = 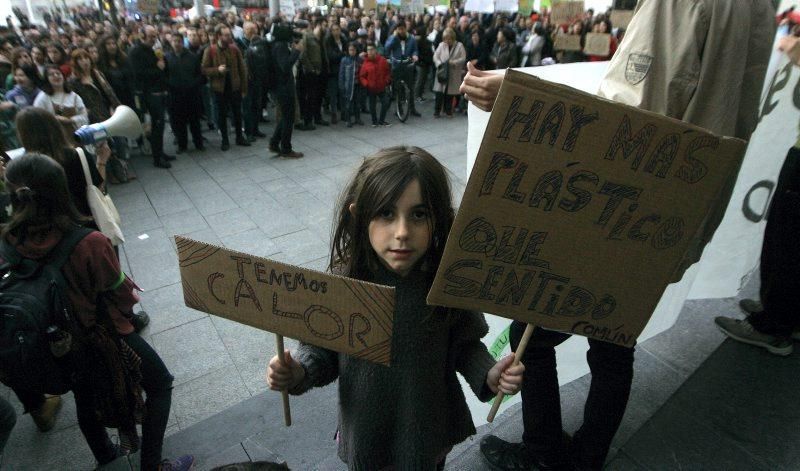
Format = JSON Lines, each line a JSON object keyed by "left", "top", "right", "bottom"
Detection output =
{"left": 151, "top": 317, "right": 233, "bottom": 386}
{"left": 160, "top": 208, "right": 211, "bottom": 237}
{"left": 220, "top": 228, "right": 280, "bottom": 259}
{"left": 120, "top": 206, "right": 164, "bottom": 238}
{"left": 193, "top": 194, "right": 240, "bottom": 216}
{"left": 270, "top": 229, "right": 329, "bottom": 266}
{"left": 195, "top": 443, "right": 252, "bottom": 471}
{"left": 127, "top": 248, "right": 181, "bottom": 291}
{"left": 138, "top": 282, "right": 208, "bottom": 336}
{"left": 245, "top": 202, "right": 307, "bottom": 238}
{"left": 123, "top": 227, "right": 176, "bottom": 260}
{"left": 206, "top": 208, "right": 259, "bottom": 238}
{"left": 151, "top": 192, "right": 196, "bottom": 217}
{"left": 171, "top": 367, "right": 251, "bottom": 429}
{"left": 114, "top": 191, "right": 155, "bottom": 215}
{"left": 211, "top": 316, "right": 278, "bottom": 395}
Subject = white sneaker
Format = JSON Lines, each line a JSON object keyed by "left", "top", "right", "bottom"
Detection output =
{"left": 715, "top": 317, "right": 793, "bottom": 356}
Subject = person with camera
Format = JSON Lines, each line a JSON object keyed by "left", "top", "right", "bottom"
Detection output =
{"left": 202, "top": 24, "right": 250, "bottom": 152}
{"left": 268, "top": 21, "right": 304, "bottom": 159}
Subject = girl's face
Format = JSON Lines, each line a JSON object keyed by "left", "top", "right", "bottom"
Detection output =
{"left": 105, "top": 38, "right": 117, "bottom": 54}
{"left": 88, "top": 47, "right": 99, "bottom": 63}
{"left": 77, "top": 56, "right": 92, "bottom": 73}
{"left": 367, "top": 179, "right": 432, "bottom": 277}
{"left": 47, "top": 68, "right": 64, "bottom": 88}
{"left": 32, "top": 47, "right": 45, "bottom": 63}
{"left": 14, "top": 69, "right": 31, "bottom": 88}
{"left": 348, "top": 45, "right": 357, "bottom": 56}
{"left": 47, "top": 46, "right": 59, "bottom": 63}
{"left": 17, "top": 52, "right": 33, "bottom": 67}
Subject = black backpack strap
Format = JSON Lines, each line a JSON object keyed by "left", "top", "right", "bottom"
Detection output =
{"left": 45, "top": 226, "right": 95, "bottom": 270}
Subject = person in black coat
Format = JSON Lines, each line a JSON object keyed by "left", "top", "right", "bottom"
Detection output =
{"left": 413, "top": 27, "right": 434, "bottom": 101}
{"left": 268, "top": 22, "right": 303, "bottom": 158}
{"left": 166, "top": 33, "right": 204, "bottom": 153}
{"left": 324, "top": 24, "right": 347, "bottom": 124}
{"left": 466, "top": 31, "right": 490, "bottom": 70}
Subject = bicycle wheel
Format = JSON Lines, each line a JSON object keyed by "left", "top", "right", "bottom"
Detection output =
{"left": 395, "top": 81, "right": 410, "bottom": 123}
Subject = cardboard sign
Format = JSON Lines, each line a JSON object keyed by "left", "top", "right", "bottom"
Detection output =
{"left": 553, "top": 34, "right": 581, "bottom": 51}
{"left": 584, "top": 33, "right": 610, "bottom": 57}
{"left": 428, "top": 70, "right": 746, "bottom": 347}
{"left": 362, "top": 0, "right": 378, "bottom": 10}
{"left": 176, "top": 236, "right": 395, "bottom": 365}
{"left": 551, "top": 0, "right": 584, "bottom": 25}
{"left": 610, "top": 10, "right": 635, "bottom": 29}
{"left": 137, "top": 0, "right": 158, "bottom": 14}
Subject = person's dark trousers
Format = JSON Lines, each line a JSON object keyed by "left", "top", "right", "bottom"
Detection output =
{"left": 393, "top": 66, "right": 418, "bottom": 113}
{"left": 326, "top": 76, "right": 340, "bottom": 118}
{"left": 270, "top": 88, "right": 296, "bottom": 153}
{"left": 214, "top": 88, "right": 245, "bottom": 145}
{"left": 510, "top": 321, "right": 634, "bottom": 469}
{"left": 0, "top": 396, "right": 15, "bottom": 453}
{"left": 342, "top": 90, "right": 362, "bottom": 124}
{"left": 170, "top": 87, "right": 203, "bottom": 150}
{"left": 368, "top": 90, "right": 390, "bottom": 124}
{"left": 434, "top": 92, "right": 454, "bottom": 115}
{"left": 298, "top": 70, "right": 325, "bottom": 124}
{"left": 143, "top": 91, "right": 167, "bottom": 162}
{"left": 415, "top": 63, "right": 431, "bottom": 99}
{"left": 750, "top": 146, "right": 800, "bottom": 337}
{"left": 72, "top": 332, "right": 174, "bottom": 470}
{"left": 243, "top": 80, "right": 263, "bottom": 137}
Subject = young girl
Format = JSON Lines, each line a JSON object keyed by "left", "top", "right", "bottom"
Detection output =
{"left": 267, "top": 147, "right": 524, "bottom": 469}
{"left": 338, "top": 43, "right": 364, "bottom": 128}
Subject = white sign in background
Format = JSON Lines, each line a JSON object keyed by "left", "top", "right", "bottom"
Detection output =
{"left": 463, "top": 32, "right": 795, "bottom": 426}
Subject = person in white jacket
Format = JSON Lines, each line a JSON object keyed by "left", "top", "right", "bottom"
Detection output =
{"left": 33, "top": 65, "right": 89, "bottom": 133}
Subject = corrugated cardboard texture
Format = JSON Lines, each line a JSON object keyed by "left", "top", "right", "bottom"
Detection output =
{"left": 610, "top": 10, "right": 635, "bottom": 30}
{"left": 584, "top": 33, "right": 611, "bottom": 57}
{"left": 554, "top": 34, "right": 582, "bottom": 52}
{"left": 551, "top": 0, "right": 585, "bottom": 25}
{"left": 428, "top": 70, "right": 746, "bottom": 347}
{"left": 176, "top": 236, "right": 395, "bottom": 365}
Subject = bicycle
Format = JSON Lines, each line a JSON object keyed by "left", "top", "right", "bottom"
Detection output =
{"left": 390, "top": 58, "right": 415, "bottom": 123}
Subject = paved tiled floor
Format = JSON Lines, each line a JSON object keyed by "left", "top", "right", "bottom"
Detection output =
{"left": 0, "top": 98, "right": 468, "bottom": 469}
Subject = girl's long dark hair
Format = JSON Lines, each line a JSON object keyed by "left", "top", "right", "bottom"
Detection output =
{"left": 2, "top": 153, "right": 86, "bottom": 240}
{"left": 15, "top": 107, "right": 72, "bottom": 166}
{"left": 329, "top": 146, "right": 455, "bottom": 281}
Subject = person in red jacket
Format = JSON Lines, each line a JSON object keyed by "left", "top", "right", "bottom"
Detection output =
{"left": 358, "top": 43, "right": 392, "bottom": 127}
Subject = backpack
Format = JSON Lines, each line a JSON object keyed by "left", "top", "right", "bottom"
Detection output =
{"left": 0, "top": 226, "right": 93, "bottom": 394}
{"left": 248, "top": 38, "right": 275, "bottom": 91}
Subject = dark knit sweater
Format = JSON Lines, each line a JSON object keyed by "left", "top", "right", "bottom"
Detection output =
{"left": 290, "top": 265, "right": 496, "bottom": 470}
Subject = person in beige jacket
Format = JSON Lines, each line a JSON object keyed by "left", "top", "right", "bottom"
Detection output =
{"left": 202, "top": 24, "right": 249, "bottom": 151}
{"left": 432, "top": 28, "right": 466, "bottom": 118}
{"left": 465, "top": 1, "right": 775, "bottom": 469}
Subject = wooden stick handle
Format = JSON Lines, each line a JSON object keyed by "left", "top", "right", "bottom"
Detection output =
{"left": 487, "top": 323, "right": 535, "bottom": 423}
{"left": 275, "top": 333, "right": 292, "bottom": 427}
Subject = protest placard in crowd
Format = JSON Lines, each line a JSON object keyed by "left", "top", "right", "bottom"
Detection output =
{"left": 551, "top": 0, "right": 585, "bottom": 24}
{"left": 584, "top": 32, "right": 611, "bottom": 56}
{"left": 610, "top": 10, "right": 635, "bottom": 29}
{"left": 554, "top": 34, "right": 582, "bottom": 51}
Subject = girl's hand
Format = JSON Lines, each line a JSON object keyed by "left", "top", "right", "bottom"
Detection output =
{"left": 486, "top": 353, "right": 525, "bottom": 395}
{"left": 267, "top": 350, "right": 305, "bottom": 391}
{"left": 460, "top": 61, "right": 505, "bottom": 112}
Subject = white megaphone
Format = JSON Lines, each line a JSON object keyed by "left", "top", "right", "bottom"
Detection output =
{"left": 73, "top": 105, "right": 143, "bottom": 145}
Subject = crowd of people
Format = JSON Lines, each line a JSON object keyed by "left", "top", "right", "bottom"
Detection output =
{"left": 0, "top": 1, "right": 797, "bottom": 470}
{"left": 0, "top": 3, "right": 627, "bottom": 165}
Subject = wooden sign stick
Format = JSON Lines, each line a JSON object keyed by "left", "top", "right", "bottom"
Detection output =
{"left": 275, "top": 333, "right": 292, "bottom": 426}
{"left": 487, "top": 323, "right": 535, "bottom": 423}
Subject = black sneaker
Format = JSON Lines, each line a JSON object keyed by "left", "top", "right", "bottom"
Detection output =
{"left": 315, "top": 119, "right": 330, "bottom": 126}
{"left": 236, "top": 138, "right": 252, "bottom": 147}
{"left": 480, "top": 436, "right": 532, "bottom": 471}
{"left": 410, "top": 110, "right": 421, "bottom": 117}
{"left": 268, "top": 143, "right": 281, "bottom": 154}
{"left": 176, "top": 147, "right": 187, "bottom": 155}
{"left": 162, "top": 154, "right": 176, "bottom": 161}
{"left": 221, "top": 142, "right": 230, "bottom": 151}
{"left": 379, "top": 121, "right": 392, "bottom": 127}
{"left": 153, "top": 159, "right": 171, "bottom": 169}
{"left": 131, "top": 311, "right": 150, "bottom": 333}
{"left": 254, "top": 130, "right": 267, "bottom": 138}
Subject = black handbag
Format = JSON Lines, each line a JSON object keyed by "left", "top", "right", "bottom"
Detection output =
{"left": 436, "top": 63, "right": 449, "bottom": 84}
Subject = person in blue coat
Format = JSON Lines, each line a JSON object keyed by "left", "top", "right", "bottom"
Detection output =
{"left": 338, "top": 43, "right": 364, "bottom": 128}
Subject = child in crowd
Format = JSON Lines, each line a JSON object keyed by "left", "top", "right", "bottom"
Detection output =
{"left": 267, "top": 147, "right": 524, "bottom": 469}
{"left": 339, "top": 43, "right": 364, "bottom": 128}
{"left": 358, "top": 44, "right": 392, "bottom": 127}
